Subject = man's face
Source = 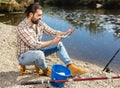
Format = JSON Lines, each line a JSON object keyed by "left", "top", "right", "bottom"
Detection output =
{"left": 31, "top": 9, "right": 42, "bottom": 24}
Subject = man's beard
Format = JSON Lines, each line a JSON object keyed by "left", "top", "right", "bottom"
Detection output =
{"left": 31, "top": 17, "right": 40, "bottom": 24}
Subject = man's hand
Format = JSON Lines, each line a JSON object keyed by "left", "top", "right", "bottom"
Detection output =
{"left": 66, "top": 27, "right": 75, "bottom": 36}
{"left": 52, "top": 33, "right": 62, "bottom": 44}
{"left": 56, "top": 27, "right": 75, "bottom": 38}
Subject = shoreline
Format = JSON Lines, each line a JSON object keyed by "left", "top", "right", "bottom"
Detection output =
{"left": 0, "top": 22, "right": 120, "bottom": 88}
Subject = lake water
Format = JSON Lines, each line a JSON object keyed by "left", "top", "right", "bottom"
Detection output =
{"left": 0, "top": 6, "right": 120, "bottom": 73}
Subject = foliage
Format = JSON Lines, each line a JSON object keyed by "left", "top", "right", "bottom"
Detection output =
{"left": 0, "top": 0, "right": 34, "bottom": 12}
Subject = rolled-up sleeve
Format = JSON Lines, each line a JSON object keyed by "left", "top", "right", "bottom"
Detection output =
{"left": 39, "top": 21, "right": 59, "bottom": 37}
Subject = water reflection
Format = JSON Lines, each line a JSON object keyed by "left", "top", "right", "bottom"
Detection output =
{"left": 43, "top": 7, "right": 120, "bottom": 36}
{"left": 0, "top": 12, "right": 25, "bottom": 26}
{"left": 0, "top": 7, "right": 120, "bottom": 37}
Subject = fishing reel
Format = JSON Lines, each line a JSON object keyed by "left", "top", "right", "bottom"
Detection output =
{"left": 104, "top": 67, "right": 113, "bottom": 73}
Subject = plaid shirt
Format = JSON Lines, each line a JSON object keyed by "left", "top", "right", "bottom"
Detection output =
{"left": 16, "top": 18, "right": 58, "bottom": 58}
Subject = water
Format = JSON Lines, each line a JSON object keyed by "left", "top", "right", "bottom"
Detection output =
{"left": 0, "top": 6, "right": 120, "bottom": 73}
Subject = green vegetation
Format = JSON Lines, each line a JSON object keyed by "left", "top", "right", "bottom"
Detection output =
{"left": 0, "top": 0, "right": 34, "bottom": 12}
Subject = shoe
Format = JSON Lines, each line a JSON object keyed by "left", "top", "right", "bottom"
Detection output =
{"left": 35, "top": 64, "right": 40, "bottom": 74}
{"left": 43, "top": 67, "right": 51, "bottom": 77}
{"left": 19, "top": 64, "right": 25, "bottom": 76}
{"left": 34, "top": 64, "right": 43, "bottom": 76}
{"left": 67, "top": 63, "right": 88, "bottom": 76}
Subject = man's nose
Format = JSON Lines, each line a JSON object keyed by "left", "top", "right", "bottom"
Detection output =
{"left": 39, "top": 16, "right": 42, "bottom": 20}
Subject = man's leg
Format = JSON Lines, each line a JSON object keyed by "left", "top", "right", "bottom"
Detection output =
{"left": 18, "top": 50, "right": 51, "bottom": 76}
{"left": 56, "top": 42, "right": 72, "bottom": 65}
{"left": 42, "top": 42, "right": 88, "bottom": 76}
{"left": 42, "top": 42, "right": 72, "bottom": 65}
{"left": 18, "top": 50, "right": 47, "bottom": 69}
{"left": 56, "top": 42, "right": 88, "bottom": 75}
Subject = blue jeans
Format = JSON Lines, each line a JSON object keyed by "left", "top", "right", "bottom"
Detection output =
{"left": 18, "top": 42, "right": 72, "bottom": 70}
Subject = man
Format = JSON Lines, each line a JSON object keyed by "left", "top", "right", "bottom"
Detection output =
{"left": 17, "top": 3, "right": 87, "bottom": 77}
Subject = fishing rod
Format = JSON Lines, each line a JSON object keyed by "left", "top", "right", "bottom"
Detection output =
{"left": 103, "top": 48, "right": 120, "bottom": 72}
{"left": 21, "top": 76, "right": 120, "bottom": 85}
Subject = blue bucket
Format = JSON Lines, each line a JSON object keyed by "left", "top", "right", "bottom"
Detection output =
{"left": 51, "top": 64, "right": 71, "bottom": 88}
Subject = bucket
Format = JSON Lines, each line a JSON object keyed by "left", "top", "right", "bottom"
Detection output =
{"left": 51, "top": 64, "right": 71, "bottom": 88}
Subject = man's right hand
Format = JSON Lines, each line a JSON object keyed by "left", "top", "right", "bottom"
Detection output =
{"left": 52, "top": 33, "right": 62, "bottom": 44}
{"left": 40, "top": 32, "right": 62, "bottom": 48}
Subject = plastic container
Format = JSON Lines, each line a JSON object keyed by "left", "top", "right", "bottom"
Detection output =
{"left": 51, "top": 64, "right": 71, "bottom": 88}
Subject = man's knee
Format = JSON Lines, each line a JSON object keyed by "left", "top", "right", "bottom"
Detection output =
{"left": 57, "top": 42, "right": 64, "bottom": 49}
{"left": 35, "top": 50, "right": 45, "bottom": 59}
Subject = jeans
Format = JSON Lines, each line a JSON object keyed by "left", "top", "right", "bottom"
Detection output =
{"left": 18, "top": 42, "right": 72, "bottom": 70}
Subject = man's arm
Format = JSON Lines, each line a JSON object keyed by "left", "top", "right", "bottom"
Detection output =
{"left": 40, "top": 35, "right": 62, "bottom": 48}
{"left": 39, "top": 21, "right": 74, "bottom": 38}
{"left": 17, "top": 26, "right": 62, "bottom": 49}
{"left": 39, "top": 20, "right": 59, "bottom": 37}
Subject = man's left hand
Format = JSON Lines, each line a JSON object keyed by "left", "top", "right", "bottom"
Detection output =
{"left": 66, "top": 27, "right": 74, "bottom": 36}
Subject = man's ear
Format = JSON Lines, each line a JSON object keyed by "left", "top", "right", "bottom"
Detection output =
{"left": 29, "top": 12, "right": 33, "bottom": 17}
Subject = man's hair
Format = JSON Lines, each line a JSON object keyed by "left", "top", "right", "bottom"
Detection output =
{"left": 25, "top": 3, "right": 42, "bottom": 17}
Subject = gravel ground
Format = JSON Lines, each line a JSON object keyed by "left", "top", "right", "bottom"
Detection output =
{"left": 0, "top": 23, "right": 120, "bottom": 88}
